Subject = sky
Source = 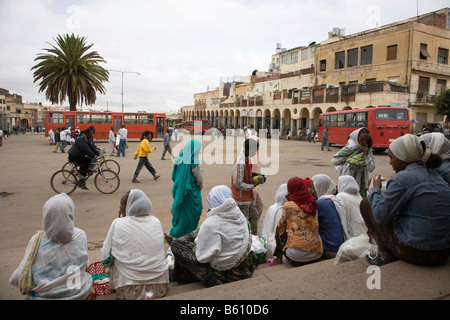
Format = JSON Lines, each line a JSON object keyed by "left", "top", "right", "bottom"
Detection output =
{"left": 0, "top": 0, "right": 448, "bottom": 113}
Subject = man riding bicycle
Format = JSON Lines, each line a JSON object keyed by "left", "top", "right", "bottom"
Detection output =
{"left": 68, "top": 127, "right": 100, "bottom": 190}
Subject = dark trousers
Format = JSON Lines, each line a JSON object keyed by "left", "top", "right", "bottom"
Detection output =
{"left": 133, "top": 156, "right": 156, "bottom": 178}
{"left": 360, "top": 198, "right": 449, "bottom": 266}
{"left": 69, "top": 156, "right": 91, "bottom": 177}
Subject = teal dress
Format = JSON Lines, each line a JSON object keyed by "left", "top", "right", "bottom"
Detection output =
{"left": 169, "top": 139, "right": 203, "bottom": 238}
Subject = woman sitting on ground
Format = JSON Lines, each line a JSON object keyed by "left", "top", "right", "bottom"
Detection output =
{"left": 335, "top": 175, "right": 367, "bottom": 238}
{"left": 101, "top": 189, "right": 169, "bottom": 300}
{"left": 10, "top": 193, "right": 93, "bottom": 300}
{"left": 260, "top": 183, "right": 288, "bottom": 238}
{"left": 420, "top": 132, "right": 450, "bottom": 186}
{"left": 170, "top": 185, "right": 254, "bottom": 287}
{"left": 311, "top": 174, "right": 345, "bottom": 259}
{"left": 361, "top": 134, "right": 450, "bottom": 266}
{"left": 268, "top": 177, "right": 323, "bottom": 266}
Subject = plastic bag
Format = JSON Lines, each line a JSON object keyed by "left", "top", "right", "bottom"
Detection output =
{"left": 250, "top": 235, "right": 267, "bottom": 266}
{"left": 259, "top": 233, "right": 276, "bottom": 259}
{"left": 334, "top": 234, "right": 378, "bottom": 264}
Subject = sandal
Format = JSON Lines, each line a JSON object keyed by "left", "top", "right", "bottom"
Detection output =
{"left": 267, "top": 258, "right": 277, "bottom": 266}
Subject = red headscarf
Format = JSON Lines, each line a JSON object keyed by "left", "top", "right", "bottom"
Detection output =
{"left": 287, "top": 177, "right": 318, "bottom": 215}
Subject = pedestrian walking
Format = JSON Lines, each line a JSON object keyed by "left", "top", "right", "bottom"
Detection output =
{"left": 60, "top": 127, "right": 67, "bottom": 153}
{"left": 321, "top": 126, "right": 331, "bottom": 151}
{"left": 116, "top": 125, "right": 128, "bottom": 157}
{"left": 132, "top": 131, "right": 160, "bottom": 183}
{"left": 108, "top": 127, "right": 116, "bottom": 156}
{"left": 161, "top": 128, "right": 173, "bottom": 160}
{"left": 53, "top": 128, "right": 61, "bottom": 153}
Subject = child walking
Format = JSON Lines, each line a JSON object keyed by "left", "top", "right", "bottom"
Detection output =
{"left": 132, "top": 131, "right": 160, "bottom": 183}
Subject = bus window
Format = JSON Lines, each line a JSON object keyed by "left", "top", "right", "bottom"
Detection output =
{"left": 345, "top": 113, "right": 356, "bottom": 127}
{"left": 376, "top": 109, "right": 408, "bottom": 120}
{"left": 49, "top": 112, "right": 64, "bottom": 124}
{"left": 139, "top": 114, "right": 154, "bottom": 125}
{"left": 124, "top": 114, "right": 138, "bottom": 124}
{"left": 91, "top": 113, "right": 111, "bottom": 124}
{"left": 356, "top": 112, "right": 367, "bottom": 127}
{"left": 337, "top": 114, "right": 345, "bottom": 126}
{"left": 77, "top": 113, "right": 91, "bottom": 124}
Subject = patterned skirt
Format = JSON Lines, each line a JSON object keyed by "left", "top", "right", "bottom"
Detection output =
{"left": 171, "top": 230, "right": 255, "bottom": 287}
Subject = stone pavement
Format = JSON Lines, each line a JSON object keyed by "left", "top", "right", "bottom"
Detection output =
{"left": 95, "top": 257, "right": 450, "bottom": 301}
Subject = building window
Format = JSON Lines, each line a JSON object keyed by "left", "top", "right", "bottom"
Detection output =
{"left": 387, "top": 44, "right": 397, "bottom": 61}
{"left": 320, "top": 59, "right": 326, "bottom": 71}
{"left": 420, "top": 43, "right": 430, "bottom": 60}
{"left": 418, "top": 76, "right": 430, "bottom": 94}
{"left": 281, "top": 54, "right": 289, "bottom": 65}
{"left": 301, "top": 48, "right": 309, "bottom": 61}
{"left": 290, "top": 51, "right": 298, "bottom": 64}
{"left": 347, "top": 48, "right": 358, "bottom": 67}
{"left": 335, "top": 51, "right": 345, "bottom": 69}
{"left": 361, "top": 45, "right": 373, "bottom": 65}
{"left": 436, "top": 79, "right": 447, "bottom": 94}
{"left": 438, "top": 47, "right": 448, "bottom": 64}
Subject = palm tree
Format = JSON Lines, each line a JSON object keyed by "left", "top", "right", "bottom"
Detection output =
{"left": 32, "top": 33, "right": 109, "bottom": 111}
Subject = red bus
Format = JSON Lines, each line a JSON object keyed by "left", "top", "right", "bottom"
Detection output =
{"left": 318, "top": 106, "right": 410, "bottom": 151}
{"left": 183, "top": 120, "right": 212, "bottom": 134}
{"left": 45, "top": 110, "right": 166, "bottom": 140}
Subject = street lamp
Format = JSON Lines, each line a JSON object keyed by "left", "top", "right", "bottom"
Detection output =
{"left": 108, "top": 69, "right": 141, "bottom": 112}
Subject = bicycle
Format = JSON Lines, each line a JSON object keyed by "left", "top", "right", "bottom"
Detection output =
{"left": 50, "top": 155, "right": 120, "bottom": 195}
{"left": 62, "top": 149, "right": 120, "bottom": 175}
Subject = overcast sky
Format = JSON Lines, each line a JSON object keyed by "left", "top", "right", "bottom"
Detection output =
{"left": 0, "top": 0, "right": 447, "bottom": 113}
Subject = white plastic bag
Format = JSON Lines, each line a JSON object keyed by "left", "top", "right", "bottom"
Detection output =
{"left": 251, "top": 235, "right": 266, "bottom": 254}
{"left": 334, "top": 234, "right": 378, "bottom": 264}
{"left": 260, "top": 233, "right": 276, "bottom": 259}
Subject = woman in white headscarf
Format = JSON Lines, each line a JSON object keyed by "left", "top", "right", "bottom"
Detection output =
{"left": 9, "top": 193, "right": 93, "bottom": 300}
{"left": 101, "top": 189, "right": 169, "bottom": 300}
{"left": 171, "top": 185, "right": 254, "bottom": 287}
{"left": 336, "top": 175, "right": 367, "bottom": 238}
{"left": 261, "top": 184, "right": 288, "bottom": 238}
{"left": 311, "top": 174, "right": 346, "bottom": 258}
{"left": 420, "top": 132, "right": 450, "bottom": 185}
{"left": 361, "top": 134, "right": 450, "bottom": 266}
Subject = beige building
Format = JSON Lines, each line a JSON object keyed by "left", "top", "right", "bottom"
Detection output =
{"left": 182, "top": 8, "right": 450, "bottom": 135}
{"left": 0, "top": 88, "right": 66, "bottom": 132}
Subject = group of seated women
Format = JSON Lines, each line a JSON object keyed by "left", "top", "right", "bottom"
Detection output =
{"left": 9, "top": 133, "right": 450, "bottom": 300}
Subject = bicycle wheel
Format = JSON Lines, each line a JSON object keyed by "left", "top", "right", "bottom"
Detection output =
{"left": 61, "top": 162, "right": 77, "bottom": 179}
{"left": 101, "top": 159, "right": 120, "bottom": 175}
{"left": 94, "top": 169, "right": 120, "bottom": 194}
{"left": 50, "top": 170, "right": 78, "bottom": 195}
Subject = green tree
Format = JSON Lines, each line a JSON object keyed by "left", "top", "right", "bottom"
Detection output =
{"left": 32, "top": 33, "right": 109, "bottom": 111}
{"left": 434, "top": 88, "right": 450, "bottom": 123}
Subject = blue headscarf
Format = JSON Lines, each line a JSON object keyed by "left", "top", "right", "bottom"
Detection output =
{"left": 170, "top": 139, "right": 203, "bottom": 238}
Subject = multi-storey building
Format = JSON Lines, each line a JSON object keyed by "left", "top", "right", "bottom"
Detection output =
{"left": 183, "top": 7, "right": 450, "bottom": 135}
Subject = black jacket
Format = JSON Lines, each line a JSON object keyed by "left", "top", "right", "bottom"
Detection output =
{"left": 68, "top": 134, "right": 99, "bottom": 159}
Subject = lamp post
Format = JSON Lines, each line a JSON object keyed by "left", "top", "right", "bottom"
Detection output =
{"left": 108, "top": 69, "right": 141, "bottom": 112}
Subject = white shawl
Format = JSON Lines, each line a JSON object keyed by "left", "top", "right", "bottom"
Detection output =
{"left": 195, "top": 187, "right": 250, "bottom": 270}
{"left": 9, "top": 193, "right": 92, "bottom": 300}
{"left": 336, "top": 175, "right": 368, "bottom": 238}
{"left": 261, "top": 184, "right": 287, "bottom": 237}
{"left": 101, "top": 190, "right": 168, "bottom": 288}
